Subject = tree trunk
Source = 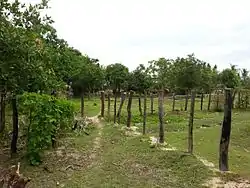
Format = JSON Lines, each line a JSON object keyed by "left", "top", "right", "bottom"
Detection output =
{"left": 114, "top": 91, "right": 117, "bottom": 124}
{"left": 100, "top": 91, "right": 105, "bottom": 117}
{"left": 184, "top": 90, "right": 189, "bottom": 111}
{"left": 127, "top": 91, "right": 133, "bottom": 128}
{"left": 208, "top": 92, "right": 212, "bottom": 111}
{"left": 150, "top": 93, "right": 154, "bottom": 115}
{"left": 107, "top": 92, "right": 111, "bottom": 121}
{"left": 117, "top": 92, "right": 126, "bottom": 124}
{"left": 143, "top": 91, "right": 147, "bottom": 135}
{"left": 188, "top": 91, "right": 196, "bottom": 154}
{"left": 11, "top": 96, "right": 18, "bottom": 155}
{"left": 219, "top": 89, "right": 232, "bottom": 171}
{"left": 138, "top": 94, "right": 142, "bottom": 116}
{"left": 200, "top": 93, "right": 204, "bottom": 111}
{"left": 172, "top": 93, "right": 175, "bottom": 111}
{"left": 81, "top": 93, "right": 84, "bottom": 117}
{"left": 0, "top": 92, "right": 6, "bottom": 133}
{"left": 158, "top": 90, "right": 164, "bottom": 143}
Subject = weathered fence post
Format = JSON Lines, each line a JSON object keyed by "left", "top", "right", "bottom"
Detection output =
{"left": 219, "top": 88, "right": 232, "bottom": 171}
{"left": 208, "top": 92, "right": 212, "bottom": 111}
{"left": 100, "top": 91, "right": 105, "bottom": 117}
{"left": 143, "top": 91, "right": 147, "bottom": 135}
{"left": 150, "top": 93, "right": 154, "bottom": 114}
{"left": 158, "top": 90, "right": 164, "bottom": 143}
{"left": 114, "top": 90, "right": 117, "bottom": 124}
{"left": 172, "top": 93, "right": 175, "bottom": 111}
{"left": 184, "top": 90, "right": 189, "bottom": 111}
{"left": 188, "top": 90, "right": 196, "bottom": 154}
{"left": 117, "top": 92, "right": 126, "bottom": 124}
{"left": 200, "top": 92, "right": 204, "bottom": 111}
{"left": 107, "top": 92, "right": 111, "bottom": 121}
{"left": 127, "top": 91, "right": 133, "bottom": 128}
{"left": 81, "top": 93, "right": 84, "bottom": 117}
{"left": 138, "top": 93, "right": 142, "bottom": 116}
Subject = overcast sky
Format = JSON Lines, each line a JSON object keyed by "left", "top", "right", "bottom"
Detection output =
{"left": 22, "top": 0, "right": 250, "bottom": 71}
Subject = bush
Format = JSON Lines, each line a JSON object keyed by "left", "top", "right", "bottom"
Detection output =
{"left": 19, "top": 93, "right": 75, "bottom": 165}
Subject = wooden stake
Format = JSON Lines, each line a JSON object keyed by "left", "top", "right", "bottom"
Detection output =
{"left": 117, "top": 92, "right": 126, "bottom": 124}
{"left": 127, "top": 91, "right": 133, "bottom": 128}
{"left": 100, "top": 91, "right": 105, "bottom": 117}
{"left": 143, "top": 91, "right": 147, "bottom": 135}
{"left": 188, "top": 90, "right": 196, "bottom": 154}
{"left": 219, "top": 88, "right": 232, "bottom": 171}
{"left": 158, "top": 90, "right": 164, "bottom": 143}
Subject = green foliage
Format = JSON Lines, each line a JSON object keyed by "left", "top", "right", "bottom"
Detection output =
{"left": 19, "top": 93, "right": 75, "bottom": 165}
{"left": 219, "top": 67, "right": 241, "bottom": 89}
{"left": 105, "top": 63, "right": 129, "bottom": 92}
{"left": 127, "top": 64, "right": 153, "bottom": 93}
{"left": 72, "top": 57, "right": 105, "bottom": 95}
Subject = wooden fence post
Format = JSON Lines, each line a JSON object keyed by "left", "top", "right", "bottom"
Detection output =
{"left": 172, "top": 93, "right": 175, "bottom": 111}
{"left": 81, "top": 93, "right": 84, "bottom": 117}
{"left": 117, "top": 92, "right": 126, "bottom": 124}
{"left": 100, "top": 91, "right": 105, "bottom": 117}
{"left": 158, "top": 90, "right": 164, "bottom": 143}
{"left": 219, "top": 88, "right": 232, "bottom": 171}
{"left": 127, "top": 91, "right": 133, "bottom": 128}
{"left": 107, "top": 92, "right": 111, "bottom": 121}
{"left": 114, "top": 91, "right": 117, "bottom": 124}
{"left": 207, "top": 92, "right": 212, "bottom": 111}
{"left": 200, "top": 92, "right": 204, "bottom": 111}
{"left": 138, "top": 93, "right": 142, "bottom": 116}
{"left": 184, "top": 90, "right": 189, "bottom": 111}
{"left": 143, "top": 91, "right": 147, "bottom": 135}
{"left": 150, "top": 93, "right": 154, "bottom": 114}
{"left": 188, "top": 90, "right": 196, "bottom": 154}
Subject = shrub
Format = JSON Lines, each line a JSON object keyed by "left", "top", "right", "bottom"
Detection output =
{"left": 19, "top": 93, "right": 75, "bottom": 165}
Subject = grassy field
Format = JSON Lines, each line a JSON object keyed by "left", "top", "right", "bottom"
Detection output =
{"left": 0, "top": 95, "right": 250, "bottom": 187}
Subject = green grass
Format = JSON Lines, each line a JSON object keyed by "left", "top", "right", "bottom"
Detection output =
{"left": 1, "top": 95, "right": 250, "bottom": 187}
{"left": 61, "top": 125, "right": 212, "bottom": 188}
{"left": 70, "top": 96, "right": 250, "bottom": 179}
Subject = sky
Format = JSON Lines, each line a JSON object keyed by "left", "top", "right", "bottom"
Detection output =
{"left": 22, "top": 0, "right": 250, "bottom": 71}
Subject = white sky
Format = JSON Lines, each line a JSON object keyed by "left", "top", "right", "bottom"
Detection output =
{"left": 22, "top": 0, "right": 250, "bottom": 71}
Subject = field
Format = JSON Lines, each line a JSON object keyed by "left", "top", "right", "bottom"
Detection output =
{"left": 1, "top": 95, "right": 250, "bottom": 187}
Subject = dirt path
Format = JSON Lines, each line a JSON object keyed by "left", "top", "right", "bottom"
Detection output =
{"left": 85, "top": 115, "right": 104, "bottom": 167}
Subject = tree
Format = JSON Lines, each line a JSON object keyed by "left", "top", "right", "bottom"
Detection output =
{"left": 128, "top": 64, "right": 152, "bottom": 115}
{"left": 219, "top": 68, "right": 241, "bottom": 89}
{"left": 241, "top": 68, "right": 250, "bottom": 89}
{"left": 172, "top": 54, "right": 202, "bottom": 92}
{"left": 148, "top": 58, "right": 174, "bottom": 91}
{"left": 0, "top": 0, "right": 71, "bottom": 154}
{"left": 105, "top": 63, "right": 129, "bottom": 93}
